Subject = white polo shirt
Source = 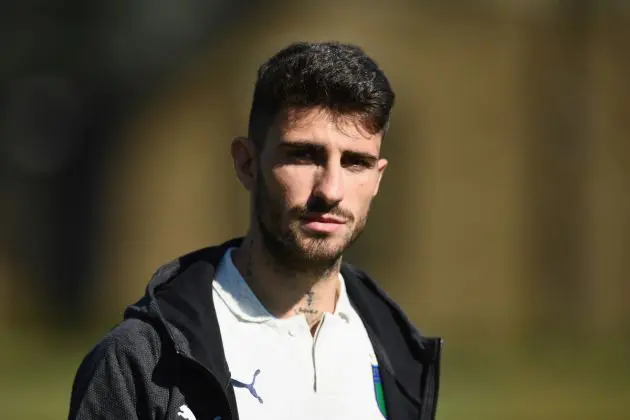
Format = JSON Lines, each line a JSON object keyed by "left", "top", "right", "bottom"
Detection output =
{"left": 212, "top": 247, "right": 387, "bottom": 420}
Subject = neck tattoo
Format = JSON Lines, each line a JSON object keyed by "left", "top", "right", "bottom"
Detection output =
{"left": 296, "top": 290, "right": 322, "bottom": 329}
{"left": 247, "top": 239, "right": 323, "bottom": 328}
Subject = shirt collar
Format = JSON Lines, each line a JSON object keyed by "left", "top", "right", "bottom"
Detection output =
{"left": 333, "top": 272, "right": 353, "bottom": 324}
{"left": 213, "top": 247, "right": 274, "bottom": 323}
{"left": 213, "top": 247, "right": 354, "bottom": 324}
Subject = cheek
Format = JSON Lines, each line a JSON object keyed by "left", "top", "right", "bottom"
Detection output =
{"left": 346, "top": 178, "right": 377, "bottom": 215}
{"left": 273, "top": 167, "right": 314, "bottom": 206}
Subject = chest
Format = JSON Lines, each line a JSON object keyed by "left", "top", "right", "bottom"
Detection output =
{"left": 220, "top": 313, "right": 386, "bottom": 420}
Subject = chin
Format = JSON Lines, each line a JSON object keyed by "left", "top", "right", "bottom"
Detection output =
{"left": 297, "top": 234, "right": 351, "bottom": 257}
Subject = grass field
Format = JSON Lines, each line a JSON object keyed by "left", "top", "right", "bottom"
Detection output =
{"left": 1, "top": 329, "right": 628, "bottom": 419}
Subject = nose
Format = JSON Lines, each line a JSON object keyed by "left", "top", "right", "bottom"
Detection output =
{"left": 313, "top": 161, "right": 344, "bottom": 205}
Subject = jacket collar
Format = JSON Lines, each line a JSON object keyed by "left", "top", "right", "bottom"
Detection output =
{"left": 342, "top": 263, "right": 442, "bottom": 418}
{"left": 126, "top": 237, "right": 442, "bottom": 417}
{"left": 125, "top": 238, "right": 241, "bottom": 389}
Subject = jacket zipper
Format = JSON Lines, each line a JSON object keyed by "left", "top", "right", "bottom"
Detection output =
{"left": 421, "top": 338, "right": 442, "bottom": 420}
{"left": 151, "top": 298, "right": 236, "bottom": 420}
{"left": 176, "top": 351, "right": 236, "bottom": 420}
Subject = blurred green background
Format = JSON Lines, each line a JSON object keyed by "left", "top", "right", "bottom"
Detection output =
{"left": 1, "top": 1, "right": 629, "bottom": 419}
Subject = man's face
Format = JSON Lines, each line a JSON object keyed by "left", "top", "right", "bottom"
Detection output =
{"left": 253, "top": 108, "right": 388, "bottom": 273}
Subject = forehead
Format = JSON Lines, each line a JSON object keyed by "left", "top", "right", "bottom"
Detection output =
{"left": 267, "top": 107, "right": 383, "bottom": 152}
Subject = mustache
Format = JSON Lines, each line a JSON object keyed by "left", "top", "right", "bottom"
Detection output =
{"left": 292, "top": 197, "right": 354, "bottom": 221}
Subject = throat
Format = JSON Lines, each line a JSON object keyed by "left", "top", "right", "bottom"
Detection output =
{"left": 295, "top": 286, "right": 340, "bottom": 336}
{"left": 295, "top": 290, "right": 323, "bottom": 335}
{"left": 231, "top": 240, "right": 341, "bottom": 326}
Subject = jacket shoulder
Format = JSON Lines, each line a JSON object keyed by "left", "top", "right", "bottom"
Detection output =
{"left": 92, "top": 317, "right": 163, "bottom": 361}
{"left": 68, "top": 318, "right": 168, "bottom": 419}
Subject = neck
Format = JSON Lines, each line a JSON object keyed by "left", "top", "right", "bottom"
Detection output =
{"left": 231, "top": 234, "right": 341, "bottom": 332}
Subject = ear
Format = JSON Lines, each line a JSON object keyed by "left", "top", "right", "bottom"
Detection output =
{"left": 231, "top": 136, "right": 257, "bottom": 191}
{"left": 373, "top": 158, "right": 388, "bottom": 197}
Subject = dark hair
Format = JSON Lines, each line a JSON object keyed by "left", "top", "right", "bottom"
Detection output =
{"left": 247, "top": 41, "right": 395, "bottom": 150}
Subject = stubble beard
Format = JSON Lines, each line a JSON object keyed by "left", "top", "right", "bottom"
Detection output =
{"left": 254, "top": 172, "right": 368, "bottom": 276}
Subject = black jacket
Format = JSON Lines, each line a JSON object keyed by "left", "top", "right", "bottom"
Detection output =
{"left": 69, "top": 238, "right": 442, "bottom": 420}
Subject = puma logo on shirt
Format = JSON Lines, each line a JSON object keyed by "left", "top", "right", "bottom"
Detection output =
{"left": 231, "top": 369, "right": 264, "bottom": 404}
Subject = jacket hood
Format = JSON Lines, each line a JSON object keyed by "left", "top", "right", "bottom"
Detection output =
{"left": 123, "top": 237, "right": 241, "bottom": 337}
{"left": 124, "top": 237, "right": 242, "bottom": 388}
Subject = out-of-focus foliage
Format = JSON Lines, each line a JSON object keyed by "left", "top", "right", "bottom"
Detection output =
{"left": 1, "top": 1, "right": 628, "bottom": 418}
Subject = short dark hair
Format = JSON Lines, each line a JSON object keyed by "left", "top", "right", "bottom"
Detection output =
{"left": 247, "top": 41, "right": 395, "bottom": 150}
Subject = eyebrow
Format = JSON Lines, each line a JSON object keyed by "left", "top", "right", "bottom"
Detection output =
{"left": 278, "top": 140, "right": 323, "bottom": 151}
{"left": 351, "top": 152, "right": 379, "bottom": 166}
{"left": 279, "top": 140, "right": 379, "bottom": 162}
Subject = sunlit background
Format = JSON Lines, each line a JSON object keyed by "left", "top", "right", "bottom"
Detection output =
{"left": 1, "top": 1, "right": 629, "bottom": 419}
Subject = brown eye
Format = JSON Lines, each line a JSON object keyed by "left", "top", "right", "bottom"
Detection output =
{"left": 342, "top": 155, "right": 370, "bottom": 170}
{"left": 289, "top": 149, "right": 316, "bottom": 163}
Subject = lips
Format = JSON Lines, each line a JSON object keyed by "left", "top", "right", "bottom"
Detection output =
{"left": 302, "top": 215, "right": 345, "bottom": 224}
{"left": 300, "top": 214, "right": 347, "bottom": 233}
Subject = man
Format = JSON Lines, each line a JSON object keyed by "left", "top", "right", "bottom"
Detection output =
{"left": 68, "top": 41, "right": 442, "bottom": 420}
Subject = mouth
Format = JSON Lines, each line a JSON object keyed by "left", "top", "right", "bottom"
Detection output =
{"left": 299, "top": 214, "right": 347, "bottom": 233}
